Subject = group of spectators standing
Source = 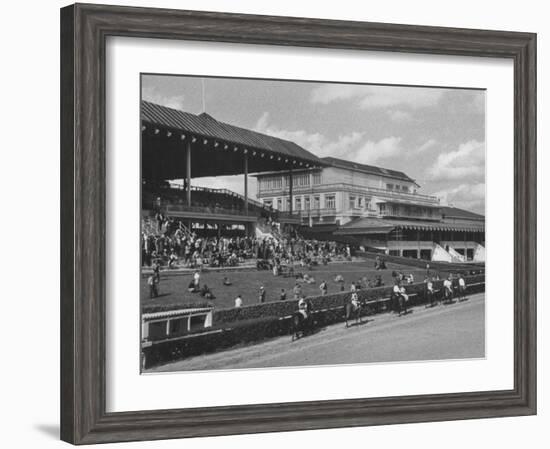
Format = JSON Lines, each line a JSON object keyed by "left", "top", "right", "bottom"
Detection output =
{"left": 258, "top": 237, "right": 351, "bottom": 275}
{"left": 142, "top": 213, "right": 257, "bottom": 269}
{"left": 142, "top": 211, "right": 355, "bottom": 276}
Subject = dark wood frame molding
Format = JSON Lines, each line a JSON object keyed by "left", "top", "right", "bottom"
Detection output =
{"left": 60, "top": 3, "right": 536, "bottom": 444}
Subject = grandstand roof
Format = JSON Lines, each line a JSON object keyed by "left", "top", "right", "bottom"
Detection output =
{"left": 322, "top": 157, "right": 416, "bottom": 184}
{"left": 141, "top": 101, "right": 326, "bottom": 179}
{"left": 335, "top": 217, "right": 485, "bottom": 235}
{"left": 440, "top": 206, "right": 485, "bottom": 221}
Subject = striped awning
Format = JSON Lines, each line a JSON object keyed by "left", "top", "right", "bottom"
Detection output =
{"left": 336, "top": 217, "right": 484, "bottom": 235}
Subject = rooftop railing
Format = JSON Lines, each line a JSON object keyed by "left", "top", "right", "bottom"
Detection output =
{"left": 257, "top": 182, "right": 440, "bottom": 204}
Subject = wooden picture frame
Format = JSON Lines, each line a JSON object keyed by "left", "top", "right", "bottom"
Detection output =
{"left": 60, "top": 3, "right": 536, "bottom": 444}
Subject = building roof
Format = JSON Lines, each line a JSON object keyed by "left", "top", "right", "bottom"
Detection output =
{"left": 440, "top": 206, "right": 485, "bottom": 221}
{"left": 322, "top": 156, "right": 416, "bottom": 184}
{"left": 142, "top": 101, "right": 326, "bottom": 179}
{"left": 335, "top": 217, "right": 485, "bottom": 235}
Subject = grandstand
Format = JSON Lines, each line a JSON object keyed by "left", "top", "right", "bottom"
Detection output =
{"left": 141, "top": 100, "right": 325, "bottom": 238}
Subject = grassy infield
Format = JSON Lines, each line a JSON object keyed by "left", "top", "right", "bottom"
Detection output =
{"left": 141, "top": 260, "right": 450, "bottom": 312}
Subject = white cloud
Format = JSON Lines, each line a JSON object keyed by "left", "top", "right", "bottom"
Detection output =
{"left": 310, "top": 84, "right": 444, "bottom": 110}
{"left": 355, "top": 137, "right": 403, "bottom": 163}
{"left": 387, "top": 110, "right": 414, "bottom": 122}
{"left": 432, "top": 183, "right": 485, "bottom": 214}
{"left": 142, "top": 86, "right": 185, "bottom": 110}
{"left": 254, "top": 112, "right": 405, "bottom": 164}
{"left": 255, "top": 112, "right": 440, "bottom": 167}
{"left": 426, "top": 140, "right": 485, "bottom": 181}
{"left": 416, "top": 139, "right": 438, "bottom": 153}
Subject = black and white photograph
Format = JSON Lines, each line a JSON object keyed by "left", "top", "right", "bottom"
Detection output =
{"left": 140, "top": 75, "right": 486, "bottom": 373}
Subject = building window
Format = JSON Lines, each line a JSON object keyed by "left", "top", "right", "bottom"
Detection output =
{"left": 304, "top": 196, "right": 310, "bottom": 210}
{"left": 313, "top": 172, "right": 321, "bottom": 185}
{"left": 313, "top": 196, "right": 320, "bottom": 210}
{"left": 295, "top": 197, "right": 302, "bottom": 211}
{"left": 325, "top": 195, "right": 336, "bottom": 209}
{"left": 402, "top": 185, "right": 409, "bottom": 192}
{"left": 275, "top": 198, "right": 282, "bottom": 210}
{"left": 358, "top": 197, "right": 363, "bottom": 208}
{"left": 286, "top": 198, "right": 291, "bottom": 211}
{"left": 349, "top": 195, "right": 356, "bottom": 209}
{"left": 379, "top": 203, "right": 386, "bottom": 214}
{"left": 295, "top": 173, "right": 309, "bottom": 187}
{"left": 386, "top": 183, "right": 394, "bottom": 191}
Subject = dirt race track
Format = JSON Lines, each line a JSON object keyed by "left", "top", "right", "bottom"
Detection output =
{"left": 146, "top": 292, "right": 485, "bottom": 372}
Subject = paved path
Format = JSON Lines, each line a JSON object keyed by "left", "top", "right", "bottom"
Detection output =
{"left": 147, "top": 293, "right": 485, "bottom": 372}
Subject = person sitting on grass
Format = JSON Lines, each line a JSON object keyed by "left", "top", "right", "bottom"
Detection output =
{"left": 303, "top": 273, "right": 315, "bottom": 284}
{"left": 222, "top": 276, "right": 232, "bottom": 286}
{"left": 280, "top": 288, "right": 287, "bottom": 301}
{"left": 200, "top": 284, "right": 215, "bottom": 300}
{"left": 187, "top": 279, "right": 199, "bottom": 293}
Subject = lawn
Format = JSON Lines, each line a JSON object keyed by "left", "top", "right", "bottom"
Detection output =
{"left": 141, "top": 260, "right": 451, "bottom": 311}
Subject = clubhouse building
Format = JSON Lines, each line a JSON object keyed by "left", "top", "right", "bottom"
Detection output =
{"left": 255, "top": 158, "right": 485, "bottom": 262}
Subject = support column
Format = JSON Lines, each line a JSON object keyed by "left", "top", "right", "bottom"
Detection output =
{"left": 244, "top": 152, "right": 248, "bottom": 215}
{"left": 186, "top": 141, "right": 192, "bottom": 207}
{"left": 464, "top": 231, "right": 467, "bottom": 261}
{"left": 289, "top": 167, "right": 294, "bottom": 215}
{"left": 417, "top": 229, "right": 421, "bottom": 259}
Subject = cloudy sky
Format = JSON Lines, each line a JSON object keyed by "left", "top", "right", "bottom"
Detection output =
{"left": 142, "top": 74, "right": 486, "bottom": 214}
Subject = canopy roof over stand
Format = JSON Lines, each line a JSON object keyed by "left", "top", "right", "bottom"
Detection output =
{"left": 141, "top": 101, "right": 326, "bottom": 180}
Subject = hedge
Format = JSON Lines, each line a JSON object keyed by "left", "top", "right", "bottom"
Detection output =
{"left": 213, "top": 273, "right": 486, "bottom": 323}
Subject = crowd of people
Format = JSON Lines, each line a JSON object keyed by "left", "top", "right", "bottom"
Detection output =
{"left": 256, "top": 236, "right": 352, "bottom": 275}
{"left": 142, "top": 212, "right": 257, "bottom": 269}
{"left": 142, "top": 212, "right": 352, "bottom": 274}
